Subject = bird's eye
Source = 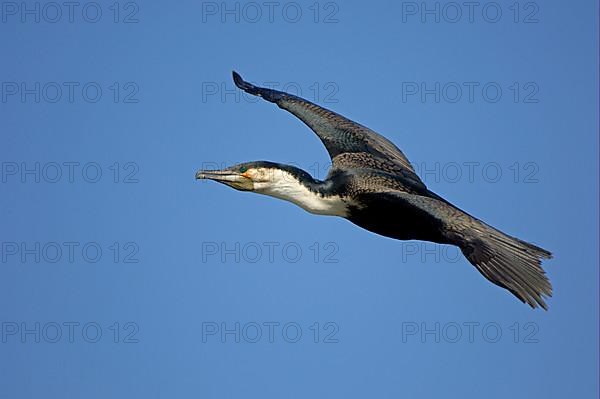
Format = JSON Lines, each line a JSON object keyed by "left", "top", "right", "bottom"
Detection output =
{"left": 239, "top": 166, "right": 248, "bottom": 173}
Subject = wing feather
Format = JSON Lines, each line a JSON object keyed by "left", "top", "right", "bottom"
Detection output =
{"left": 232, "top": 71, "right": 419, "bottom": 178}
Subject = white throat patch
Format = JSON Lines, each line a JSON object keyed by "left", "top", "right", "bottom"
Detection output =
{"left": 253, "top": 169, "right": 348, "bottom": 217}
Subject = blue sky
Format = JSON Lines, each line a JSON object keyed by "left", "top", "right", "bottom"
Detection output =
{"left": 1, "top": 1, "right": 598, "bottom": 398}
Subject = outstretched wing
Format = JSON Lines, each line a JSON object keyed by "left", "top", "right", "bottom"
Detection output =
{"left": 232, "top": 71, "right": 421, "bottom": 181}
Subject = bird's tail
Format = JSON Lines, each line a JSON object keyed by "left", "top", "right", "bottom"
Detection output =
{"left": 450, "top": 215, "right": 553, "bottom": 309}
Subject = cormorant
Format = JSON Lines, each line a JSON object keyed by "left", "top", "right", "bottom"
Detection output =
{"left": 196, "top": 71, "right": 553, "bottom": 309}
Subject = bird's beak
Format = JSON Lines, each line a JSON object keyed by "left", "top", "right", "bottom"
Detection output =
{"left": 195, "top": 169, "right": 254, "bottom": 191}
{"left": 195, "top": 169, "right": 231, "bottom": 181}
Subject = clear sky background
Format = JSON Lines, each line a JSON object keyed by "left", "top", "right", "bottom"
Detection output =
{"left": 1, "top": 1, "right": 598, "bottom": 398}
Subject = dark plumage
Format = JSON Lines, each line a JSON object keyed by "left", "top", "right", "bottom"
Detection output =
{"left": 196, "top": 71, "right": 553, "bottom": 309}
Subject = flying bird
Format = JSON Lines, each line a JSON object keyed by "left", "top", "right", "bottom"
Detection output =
{"left": 196, "top": 71, "right": 553, "bottom": 309}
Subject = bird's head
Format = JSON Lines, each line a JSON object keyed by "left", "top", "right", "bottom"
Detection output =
{"left": 196, "top": 161, "right": 347, "bottom": 216}
{"left": 195, "top": 161, "right": 307, "bottom": 192}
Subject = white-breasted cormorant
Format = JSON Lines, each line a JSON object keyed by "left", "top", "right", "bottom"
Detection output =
{"left": 196, "top": 71, "right": 553, "bottom": 309}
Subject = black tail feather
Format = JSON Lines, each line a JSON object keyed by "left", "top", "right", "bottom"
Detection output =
{"left": 457, "top": 221, "right": 552, "bottom": 309}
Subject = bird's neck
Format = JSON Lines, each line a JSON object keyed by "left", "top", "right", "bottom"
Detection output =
{"left": 254, "top": 169, "right": 348, "bottom": 217}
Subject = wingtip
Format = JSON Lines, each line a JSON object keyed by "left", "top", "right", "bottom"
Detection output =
{"left": 232, "top": 70, "right": 243, "bottom": 88}
{"left": 232, "top": 70, "right": 254, "bottom": 92}
{"left": 231, "top": 70, "right": 282, "bottom": 102}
